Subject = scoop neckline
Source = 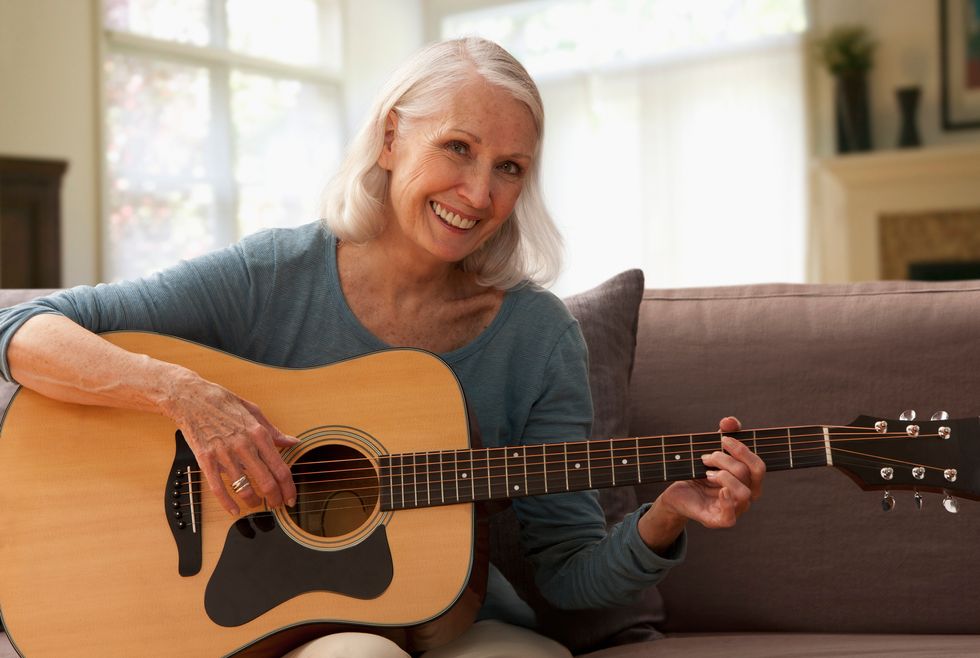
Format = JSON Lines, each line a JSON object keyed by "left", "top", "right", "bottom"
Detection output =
{"left": 326, "top": 231, "right": 517, "bottom": 362}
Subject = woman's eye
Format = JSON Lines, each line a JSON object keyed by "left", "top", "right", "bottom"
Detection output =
{"left": 498, "top": 161, "right": 522, "bottom": 176}
{"left": 447, "top": 140, "right": 468, "bottom": 155}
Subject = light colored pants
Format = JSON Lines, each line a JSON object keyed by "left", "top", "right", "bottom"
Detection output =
{"left": 281, "top": 620, "right": 573, "bottom": 658}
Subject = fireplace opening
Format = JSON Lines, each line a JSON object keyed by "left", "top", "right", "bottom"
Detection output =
{"left": 908, "top": 261, "right": 980, "bottom": 281}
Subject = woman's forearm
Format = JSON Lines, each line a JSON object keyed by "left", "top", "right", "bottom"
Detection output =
{"left": 8, "top": 313, "right": 190, "bottom": 416}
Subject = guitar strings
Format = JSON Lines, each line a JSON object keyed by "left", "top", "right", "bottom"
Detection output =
{"left": 170, "top": 431, "right": 953, "bottom": 518}
{"left": 178, "top": 447, "right": 943, "bottom": 521}
{"left": 172, "top": 427, "right": 939, "bottom": 490}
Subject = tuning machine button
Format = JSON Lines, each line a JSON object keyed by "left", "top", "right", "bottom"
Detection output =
{"left": 880, "top": 467, "right": 894, "bottom": 481}
{"left": 912, "top": 466, "right": 925, "bottom": 480}
{"left": 881, "top": 491, "right": 895, "bottom": 512}
{"left": 900, "top": 410, "right": 917, "bottom": 421}
{"left": 943, "top": 493, "right": 959, "bottom": 514}
{"left": 914, "top": 491, "right": 924, "bottom": 511}
{"left": 931, "top": 411, "right": 950, "bottom": 421}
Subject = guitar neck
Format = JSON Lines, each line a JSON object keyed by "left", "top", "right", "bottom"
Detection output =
{"left": 379, "top": 425, "right": 831, "bottom": 511}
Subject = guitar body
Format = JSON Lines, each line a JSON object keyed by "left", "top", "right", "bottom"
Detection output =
{"left": 0, "top": 333, "right": 485, "bottom": 657}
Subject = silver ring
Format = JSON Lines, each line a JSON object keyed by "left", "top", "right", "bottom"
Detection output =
{"left": 231, "top": 475, "right": 250, "bottom": 494}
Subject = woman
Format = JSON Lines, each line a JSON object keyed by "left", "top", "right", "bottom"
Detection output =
{"left": 0, "top": 38, "right": 763, "bottom": 657}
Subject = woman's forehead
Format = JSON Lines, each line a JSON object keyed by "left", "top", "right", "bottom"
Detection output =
{"left": 423, "top": 83, "right": 537, "bottom": 151}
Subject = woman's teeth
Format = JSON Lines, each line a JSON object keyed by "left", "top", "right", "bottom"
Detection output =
{"left": 431, "top": 201, "right": 477, "bottom": 230}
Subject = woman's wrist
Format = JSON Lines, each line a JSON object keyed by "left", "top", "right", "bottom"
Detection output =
{"left": 638, "top": 497, "right": 688, "bottom": 554}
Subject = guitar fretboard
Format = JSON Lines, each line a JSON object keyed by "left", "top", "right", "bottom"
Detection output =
{"left": 378, "top": 426, "right": 830, "bottom": 511}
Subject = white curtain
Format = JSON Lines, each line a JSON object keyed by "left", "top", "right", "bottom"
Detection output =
{"left": 542, "top": 36, "right": 807, "bottom": 295}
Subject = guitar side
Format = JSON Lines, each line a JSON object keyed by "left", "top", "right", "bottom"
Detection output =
{"left": 0, "top": 333, "right": 480, "bottom": 657}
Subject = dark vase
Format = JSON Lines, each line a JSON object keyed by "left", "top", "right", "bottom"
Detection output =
{"left": 896, "top": 86, "right": 921, "bottom": 148}
{"left": 834, "top": 71, "right": 872, "bottom": 153}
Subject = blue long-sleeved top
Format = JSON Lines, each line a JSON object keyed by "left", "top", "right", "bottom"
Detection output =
{"left": 0, "top": 221, "right": 684, "bottom": 625}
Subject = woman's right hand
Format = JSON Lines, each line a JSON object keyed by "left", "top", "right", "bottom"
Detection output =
{"left": 163, "top": 369, "right": 299, "bottom": 516}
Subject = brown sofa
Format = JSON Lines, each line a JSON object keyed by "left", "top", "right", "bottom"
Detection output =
{"left": 3, "top": 278, "right": 980, "bottom": 657}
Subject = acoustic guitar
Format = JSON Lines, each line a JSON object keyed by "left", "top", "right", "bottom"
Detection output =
{"left": 0, "top": 332, "right": 976, "bottom": 657}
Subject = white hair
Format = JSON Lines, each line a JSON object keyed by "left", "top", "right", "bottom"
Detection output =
{"left": 320, "top": 37, "right": 562, "bottom": 289}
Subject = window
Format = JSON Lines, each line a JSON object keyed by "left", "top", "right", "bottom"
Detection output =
{"left": 101, "top": 0, "right": 344, "bottom": 281}
{"left": 441, "top": 0, "right": 809, "bottom": 293}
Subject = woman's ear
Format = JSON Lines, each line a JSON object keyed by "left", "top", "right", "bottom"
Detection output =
{"left": 377, "top": 110, "right": 399, "bottom": 171}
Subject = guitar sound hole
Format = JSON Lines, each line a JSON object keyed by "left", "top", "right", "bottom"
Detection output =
{"left": 287, "top": 444, "right": 379, "bottom": 538}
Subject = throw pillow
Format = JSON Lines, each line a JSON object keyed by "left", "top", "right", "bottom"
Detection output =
{"left": 488, "top": 269, "right": 662, "bottom": 654}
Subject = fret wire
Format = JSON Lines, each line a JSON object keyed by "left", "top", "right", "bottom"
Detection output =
{"left": 586, "top": 441, "right": 592, "bottom": 488}
{"left": 610, "top": 443, "right": 616, "bottom": 486}
{"left": 439, "top": 449, "right": 446, "bottom": 504}
{"left": 688, "top": 434, "right": 695, "bottom": 479}
{"left": 564, "top": 443, "right": 570, "bottom": 491}
{"left": 521, "top": 446, "right": 531, "bottom": 494}
{"left": 454, "top": 450, "right": 460, "bottom": 503}
{"left": 787, "top": 428, "right": 793, "bottom": 469}
{"left": 541, "top": 443, "right": 548, "bottom": 493}
{"left": 425, "top": 451, "right": 431, "bottom": 506}
{"left": 635, "top": 437, "right": 642, "bottom": 483}
{"left": 485, "top": 447, "right": 492, "bottom": 500}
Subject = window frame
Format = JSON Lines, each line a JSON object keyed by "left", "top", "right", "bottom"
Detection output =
{"left": 96, "top": 0, "right": 344, "bottom": 281}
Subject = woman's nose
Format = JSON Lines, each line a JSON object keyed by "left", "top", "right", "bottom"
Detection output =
{"left": 457, "top": 165, "right": 492, "bottom": 210}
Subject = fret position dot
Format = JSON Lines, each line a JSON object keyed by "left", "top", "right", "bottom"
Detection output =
{"left": 513, "top": 451, "right": 519, "bottom": 458}
{"left": 514, "top": 485, "right": 520, "bottom": 491}
{"left": 575, "top": 463, "right": 581, "bottom": 469}
{"left": 621, "top": 459, "right": 628, "bottom": 465}
{"left": 674, "top": 454, "right": 681, "bottom": 460}
{"left": 462, "top": 473, "right": 468, "bottom": 478}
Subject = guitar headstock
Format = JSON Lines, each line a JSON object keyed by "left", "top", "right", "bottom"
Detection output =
{"left": 831, "top": 412, "right": 980, "bottom": 509}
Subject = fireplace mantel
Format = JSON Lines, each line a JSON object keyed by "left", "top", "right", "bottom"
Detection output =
{"left": 809, "top": 143, "right": 980, "bottom": 282}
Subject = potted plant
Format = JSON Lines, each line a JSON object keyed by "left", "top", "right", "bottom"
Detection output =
{"left": 817, "top": 25, "right": 876, "bottom": 153}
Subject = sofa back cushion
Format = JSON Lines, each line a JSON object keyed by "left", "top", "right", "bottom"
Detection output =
{"left": 628, "top": 280, "right": 980, "bottom": 634}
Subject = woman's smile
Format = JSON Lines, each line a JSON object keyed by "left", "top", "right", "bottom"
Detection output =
{"left": 430, "top": 200, "right": 479, "bottom": 231}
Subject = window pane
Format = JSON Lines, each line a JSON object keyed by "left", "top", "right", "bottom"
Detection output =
{"left": 104, "top": 53, "right": 221, "bottom": 280}
{"left": 442, "top": 0, "right": 807, "bottom": 77}
{"left": 103, "top": 0, "right": 209, "bottom": 46}
{"left": 226, "top": 0, "right": 322, "bottom": 66}
{"left": 107, "top": 183, "right": 218, "bottom": 281}
{"left": 231, "top": 71, "right": 342, "bottom": 236}
{"left": 105, "top": 53, "right": 211, "bottom": 178}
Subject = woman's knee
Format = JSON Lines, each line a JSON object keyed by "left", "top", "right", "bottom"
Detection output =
{"left": 280, "top": 632, "right": 410, "bottom": 658}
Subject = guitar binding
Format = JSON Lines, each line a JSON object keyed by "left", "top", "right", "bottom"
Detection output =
{"left": 167, "top": 430, "right": 203, "bottom": 576}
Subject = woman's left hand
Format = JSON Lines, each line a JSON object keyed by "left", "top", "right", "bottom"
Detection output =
{"left": 637, "top": 416, "right": 766, "bottom": 553}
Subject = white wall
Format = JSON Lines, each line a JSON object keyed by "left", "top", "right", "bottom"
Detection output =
{"left": 809, "top": 0, "right": 980, "bottom": 156}
{"left": 0, "top": 0, "right": 100, "bottom": 285}
{"left": 341, "top": 0, "right": 424, "bottom": 136}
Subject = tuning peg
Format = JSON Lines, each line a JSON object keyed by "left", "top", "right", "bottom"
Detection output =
{"left": 900, "top": 410, "right": 916, "bottom": 421}
{"left": 931, "top": 411, "right": 950, "bottom": 421}
{"left": 942, "top": 493, "right": 959, "bottom": 514}
{"left": 914, "top": 491, "right": 924, "bottom": 510}
{"left": 881, "top": 491, "right": 895, "bottom": 512}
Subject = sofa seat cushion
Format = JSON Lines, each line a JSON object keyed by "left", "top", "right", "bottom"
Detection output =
{"left": 578, "top": 633, "right": 980, "bottom": 657}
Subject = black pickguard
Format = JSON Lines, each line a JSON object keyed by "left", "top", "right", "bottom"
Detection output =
{"left": 205, "top": 515, "right": 393, "bottom": 627}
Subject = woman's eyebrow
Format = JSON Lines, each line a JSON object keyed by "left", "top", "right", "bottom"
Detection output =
{"left": 449, "top": 127, "right": 532, "bottom": 161}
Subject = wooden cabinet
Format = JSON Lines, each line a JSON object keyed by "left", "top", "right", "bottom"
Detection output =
{"left": 0, "top": 156, "right": 67, "bottom": 288}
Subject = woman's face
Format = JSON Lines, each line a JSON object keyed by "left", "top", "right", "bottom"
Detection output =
{"left": 377, "top": 78, "right": 538, "bottom": 267}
